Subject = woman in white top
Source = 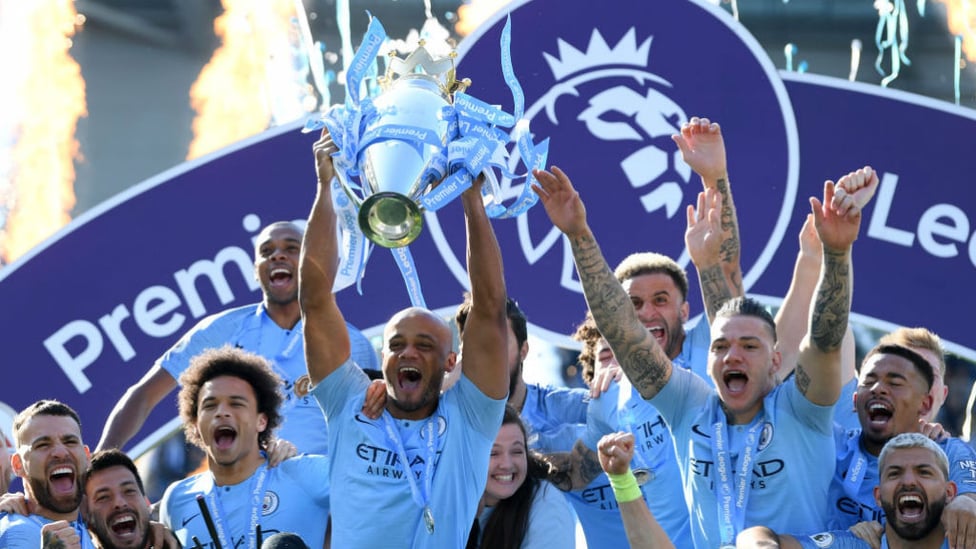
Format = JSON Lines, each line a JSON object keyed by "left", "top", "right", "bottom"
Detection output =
{"left": 468, "top": 404, "right": 577, "bottom": 549}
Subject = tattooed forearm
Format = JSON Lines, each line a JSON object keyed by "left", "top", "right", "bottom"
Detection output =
{"left": 698, "top": 264, "right": 733, "bottom": 321}
{"left": 568, "top": 232, "right": 672, "bottom": 398}
{"left": 542, "top": 441, "right": 604, "bottom": 491}
{"left": 576, "top": 442, "right": 604, "bottom": 487}
{"left": 42, "top": 531, "right": 67, "bottom": 549}
{"left": 810, "top": 247, "right": 850, "bottom": 352}
{"left": 544, "top": 452, "right": 574, "bottom": 491}
{"left": 794, "top": 363, "right": 812, "bottom": 396}
{"left": 715, "top": 178, "right": 741, "bottom": 265}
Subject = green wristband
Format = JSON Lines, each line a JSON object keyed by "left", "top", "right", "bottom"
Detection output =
{"left": 608, "top": 470, "right": 642, "bottom": 503}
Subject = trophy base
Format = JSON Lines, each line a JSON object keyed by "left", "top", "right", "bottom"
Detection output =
{"left": 359, "top": 192, "right": 424, "bottom": 248}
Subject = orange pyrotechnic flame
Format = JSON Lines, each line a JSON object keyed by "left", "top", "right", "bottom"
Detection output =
{"left": 935, "top": 0, "right": 976, "bottom": 61}
{"left": 454, "top": 0, "right": 509, "bottom": 37}
{"left": 0, "top": 0, "right": 87, "bottom": 265}
{"left": 187, "top": 0, "right": 305, "bottom": 160}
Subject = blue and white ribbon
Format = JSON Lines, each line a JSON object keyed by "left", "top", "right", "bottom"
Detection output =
{"left": 303, "top": 13, "right": 550, "bottom": 307}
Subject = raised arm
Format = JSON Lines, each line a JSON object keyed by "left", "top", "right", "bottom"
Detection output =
{"left": 96, "top": 366, "right": 177, "bottom": 451}
{"left": 673, "top": 117, "right": 744, "bottom": 299}
{"left": 795, "top": 167, "right": 877, "bottom": 406}
{"left": 532, "top": 166, "right": 672, "bottom": 400}
{"left": 598, "top": 432, "right": 676, "bottom": 549}
{"left": 686, "top": 188, "right": 736, "bottom": 324}
{"left": 301, "top": 131, "right": 351, "bottom": 385}
{"left": 457, "top": 177, "right": 508, "bottom": 399}
{"left": 774, "top": 214, "right": 856, "bottom": 385}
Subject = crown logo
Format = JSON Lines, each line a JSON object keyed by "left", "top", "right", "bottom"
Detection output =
{"left": 379, "top": 42, "right": 471, "bottom": 96}
{"left": 543, "top": 28, "right": 652, "bottom": 81}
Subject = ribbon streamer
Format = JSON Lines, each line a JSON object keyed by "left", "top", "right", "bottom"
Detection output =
{"left": 303, "top": 14, "right": 549, "bottom": 307}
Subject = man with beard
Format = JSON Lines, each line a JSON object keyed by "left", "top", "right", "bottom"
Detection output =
{"left": 735, "top": 344, "right": 976, "bottom": 547}
{"left": 0, "top": 400, "right": 94, "bottom": 548}
{"left": 534, "top": 161, "right": 868, "bottom": 547}
{"left": 738, "top": 433, "right": 959, "bottom": 549}
{"left": 302, "top": 130, "right": 509, "bottom": 548}
{"left": 825, "top": 344, "right": 976, "bottom": 533}
{"left": 615, "top": 117, "right": 746, "bottom": 385}
{"left": 84, "top": 449, "right": 178, "bottom": 549}
{"left": 159, "top": 347, "right": 330, "bottom": 549}
{"left": 97, "top": 221, "right": 377, "bottom": 456}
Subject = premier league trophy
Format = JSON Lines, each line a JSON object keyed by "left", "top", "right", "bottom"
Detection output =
{"left": 352, "top": 45, "right": 469, "bottom": 248}
{"left": 306, "top": 16, "right": 548, "bottom": 305}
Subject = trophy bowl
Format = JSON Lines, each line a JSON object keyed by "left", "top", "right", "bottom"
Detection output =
{"left": 355, "top": 75, "right": 452, "bottom": 248}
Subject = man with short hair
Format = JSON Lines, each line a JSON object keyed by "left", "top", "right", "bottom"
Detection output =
{"left": 0, "top": 400, "right": 94, "bottom": 548}
{"left": 97, "top": 220, "right": 377, "bottom": 455}
{"left": 614, "top": 117, "right": 746, "bottom": 384}
{"left": 878, "top": 327, "right": 948, "bottom": 422}
{"left": 302, "top": 131, "right": 509, "bottom": 547}
{"left": 85, "top": 449, "right": 177, "bottom": 549}
{"left": 534, "top": 162, "right": 869, "bottom": 547}
{"left": 825, "top": 344, "right": 976, "bottom": 532}
{"left": 737, "top": 432, "right": 959, "bottom": 549}
{"left": 159, "top": 346, "right": 330, "bottom": 549}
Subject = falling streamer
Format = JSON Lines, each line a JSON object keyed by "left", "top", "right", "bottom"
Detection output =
{"left": 850, "top": 39, "right": 863, "bottom": 80}
{"left": 875, "top": 0, "right": 926, "bottom": 87}
{"left": 784, "top": 43, "right": 797, "bottom": 71}
{"left": 955, "top": 34, "right": 963, "bottom": 104}
{"left": 293, "top": 0, "right": 331, "bottom": 108}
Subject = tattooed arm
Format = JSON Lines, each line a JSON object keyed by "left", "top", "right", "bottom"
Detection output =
{"left": 795, "top": 167, "right": 878, "bottom": 406}
{"left": 774, "top": 214, "right": 857, "bottom": 385}
{"left": 686, "top": 188, "right": 736, "bottom": 324}
{"left": 674, "top": 117, "right": 744, "bottom": 303}
{"left": 542, "top": 440, "right": 606, "bottom": 492}
{"left": 532, "top": 167, "right": 672, "bottom": 400}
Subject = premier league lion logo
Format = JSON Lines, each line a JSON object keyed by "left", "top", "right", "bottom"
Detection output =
{"left": 428, "top": 0, "right": 798, "bottom": 342}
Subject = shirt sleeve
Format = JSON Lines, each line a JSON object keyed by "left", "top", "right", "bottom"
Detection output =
{"left": 450, "top": 373, "right": 506, "bottom": 439}
{"left": 650, "top": 366, "right": 711, "bottom": 431}
{"left": 284, "top": 455, "right": 331, "bottom": 505}
{"left": 346, "top": 322, "right": 379, "bottom": 371}
{"left": 157, "top": 312, "right": 239, "bottom": 378}
{"left": 521, "top": 482, "right": 577, "bottom": 549}
{"left": 945, "top": 438, "right": 976, "bottom": 493}
{"left": 0, "top": 516, "right": 40, "bottom": 549}
{"left": 310, "top": 359, "right": 370, "bottom": 420}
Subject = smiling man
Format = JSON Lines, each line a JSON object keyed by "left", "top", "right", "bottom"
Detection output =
{"left": 301, "top": 131, "right": 509, "bottom": 547}
{"left": 825, "top": 344, "right": 976, "bottom": 532}
{"left": 97, "top": 221, "right": 377, "bottom": 456}
{"left": 84, "top": 450, "right": 154, "bottom": 549}
{"left": 739, "top": 433, "right": 960, "bottom": 549}
{"left": 159, "top": 347, "right": 330, "bottom": 549}
{"left": 0, "top": 400, "right": 94, "bottom": 548}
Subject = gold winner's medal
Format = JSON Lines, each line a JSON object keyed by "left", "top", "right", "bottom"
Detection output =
{"left": 632, "top": 468, "right": 653, "bottom": 486}
{"left": 423, "top": 506, "right": 435, "bottom": 534}
{"left": 294, "top": 374, "right": 311, "bottom": 398}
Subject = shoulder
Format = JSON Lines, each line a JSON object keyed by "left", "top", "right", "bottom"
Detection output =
{"left": 161, "top": 472, "right": 209, "bottom": 505}
{"left": 201, "top": 303, "right": 261, "bottom": 326}
{"left": 0, "top": 512, "right": 34, "bottom": 530}
{"left": 276, "top": 454, "right": 330, "bottom": 478}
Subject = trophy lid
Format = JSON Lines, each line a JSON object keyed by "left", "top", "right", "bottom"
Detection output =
{"left": 379, "top": 42, "right": 471, "bottom": 97}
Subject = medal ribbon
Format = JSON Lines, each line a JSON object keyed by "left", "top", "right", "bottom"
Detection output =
{"left": 381, "top": 415, "right": 438, "bottom": 535}
{"left": 203, "top": 463, "right": 269, "bottom": 549}
{"left": 709, "top": 401, "right": 765, "bottom": 546}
